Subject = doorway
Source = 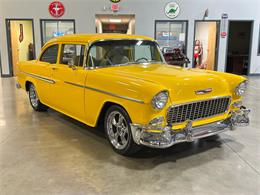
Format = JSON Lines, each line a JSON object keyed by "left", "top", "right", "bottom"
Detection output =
{"left": 6, "top": 19, "right": 35, "bottom": 76}
{"left": 226, "top": 21, "right": 253, "bottom": 75}
{"left": 95, "top": 14, "right": 135, "bottom": 34}
{"left": 193, "top": 21, "right": 220, "bottom": 70}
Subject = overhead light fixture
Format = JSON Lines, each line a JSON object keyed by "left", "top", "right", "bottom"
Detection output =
{"left": 109, "top": 19, "right": 122, "bottom": 23}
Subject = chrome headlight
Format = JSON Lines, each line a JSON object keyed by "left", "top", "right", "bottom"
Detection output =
{"left": 151, "top": 90, "right": 169, "bottom": 109}
{"left": 235, "top": 81, "right": 248, "bottom": 96}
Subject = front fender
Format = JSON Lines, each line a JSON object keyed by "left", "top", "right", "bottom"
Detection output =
{"left": 84, "top": 70, "right": 167, "bottom": 126}
{"left": 206, "top": 70, "right": 247, "bottom": 100}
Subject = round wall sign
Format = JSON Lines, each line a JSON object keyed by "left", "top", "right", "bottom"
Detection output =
{"left": 165, "top": 2, "right": 180, "bottom": 19}
{"left": 49, "top": 1, "right": 65, "bottom": 18}
{"left": 110, "top": 0, "right": 121, "bottom": 3}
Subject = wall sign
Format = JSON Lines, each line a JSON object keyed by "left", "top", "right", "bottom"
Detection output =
{"left": 111, "top": 3, "right": 120, "bottom": 12}
{"left": 49, "top": 1, "right": 65, "bottom": 18}
{"left": 165, "top": 2, "right": 180, "bottom": 19}
{"left": 110, "top": 0, "right": 121, "bottom": 3}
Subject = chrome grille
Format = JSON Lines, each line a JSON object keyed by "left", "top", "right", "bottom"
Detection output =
{"left": 167, "top": 97, "right": 230, "bottom": 124}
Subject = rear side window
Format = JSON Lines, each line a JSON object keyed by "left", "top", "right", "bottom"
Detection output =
{"left": 40, "top": 44, "right": 59, "bottom": 64}
{"left": 60, "top": 44, "right": 85, "bottom": 67}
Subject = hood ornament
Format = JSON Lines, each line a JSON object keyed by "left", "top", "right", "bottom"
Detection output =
{"left": 195, "top": 88, "right": 212, "bottom": 95}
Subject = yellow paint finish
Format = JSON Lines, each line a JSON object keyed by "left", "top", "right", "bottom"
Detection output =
{"left": 17, "top": 34, "right": 247, "bottom": 130}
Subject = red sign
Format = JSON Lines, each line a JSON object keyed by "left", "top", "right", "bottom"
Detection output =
{"left": 111, "top": 3, "right": 119, "bottom": 12}
{"left": 221, "top": 31, "right": 227, "bottom": 38}
{"left": 49, "top": 1, "right": 65, "bottom": 18}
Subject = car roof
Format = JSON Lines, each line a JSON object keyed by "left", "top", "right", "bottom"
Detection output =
{"left": 46, "top": 34, "right": 154, "bottom": 45}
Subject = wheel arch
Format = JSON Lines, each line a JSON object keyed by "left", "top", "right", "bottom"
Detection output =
{"left": 96, "top": 101, "right": 131, "bottom": 128}
{"left": 25, "top": 80, "right": 33, "bottom": 91}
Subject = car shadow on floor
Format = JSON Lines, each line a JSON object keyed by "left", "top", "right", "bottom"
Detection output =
{"left": 45, "top": 108, "right": 240, "bottom": 170}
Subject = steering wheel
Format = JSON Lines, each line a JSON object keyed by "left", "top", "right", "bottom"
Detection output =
{"left": 135, "top": 57, "right": 149, "bottom": 63}
{"left": 102, "top": 50, "right": 114, "bottom": 65}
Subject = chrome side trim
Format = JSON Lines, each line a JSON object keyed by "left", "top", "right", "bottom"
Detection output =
{"left": 85, "top": 86, "right": 145, "bottom": 104}
{"left": 21, "top": 71, "right": 55, "bottom": 84}
{"left": 64, "top": 81, "right": 85, "bottom": 89}
{"left": 64, "top": 81, "right": 145, "bottom": 104}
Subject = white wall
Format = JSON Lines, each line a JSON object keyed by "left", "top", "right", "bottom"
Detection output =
{"left": 0, "top": 0, "right": 260, "bottom": 75}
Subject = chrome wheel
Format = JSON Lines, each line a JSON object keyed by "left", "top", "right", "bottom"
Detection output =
{"left": 106, "top": 111, "right": 130, "bottom": 150}
{"left": 29, "top": 85, "right": 39, "bottom": 108}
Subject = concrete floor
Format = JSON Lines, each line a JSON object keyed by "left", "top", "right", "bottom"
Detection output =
{"left": 0, "top": 77, "right": 259, "bottom": 195}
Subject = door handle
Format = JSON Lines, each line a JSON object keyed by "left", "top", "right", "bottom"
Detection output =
{"left": 52, "top": 67, "right": 58, "bottom": 70}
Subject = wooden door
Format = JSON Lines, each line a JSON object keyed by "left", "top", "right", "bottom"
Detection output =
{"left": 10, "top": 21, "right": 19, "bottom": 76}
{"left": 206, "top": 22, "right": 217, "bottom": 70}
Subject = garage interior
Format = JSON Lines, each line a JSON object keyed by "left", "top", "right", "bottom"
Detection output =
{"left": 0, "top": 77, "right": 259, "bottom": 194}
{"left": 226, "top": 21, "right": 253, "bottom": 75}
{"left": 0, "top": 0, "right": 260, "bottom": 194}
{"left": 95, "top": 14, "right": 135, "bottom": 34}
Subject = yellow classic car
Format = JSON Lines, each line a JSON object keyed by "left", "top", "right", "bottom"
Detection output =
{"left": 16, "top": 34, "right": 250, "bottom": 156}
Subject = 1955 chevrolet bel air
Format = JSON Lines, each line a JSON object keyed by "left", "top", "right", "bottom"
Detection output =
{"left": 17, "top": 34, "right": 250, "bottom": 156}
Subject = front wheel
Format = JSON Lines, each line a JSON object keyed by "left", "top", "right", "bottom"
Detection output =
{"left": 28, "top": 84, "right": 48, "bottom": 112}
{"left": 104, "top": 105, "right": 141, "bottom": 156}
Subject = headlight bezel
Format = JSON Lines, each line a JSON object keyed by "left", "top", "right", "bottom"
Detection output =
{"left": 235, "top": 80, "right": 248, "bottom": 96}
{"left": 151, "top": 90, "right": 169, "bottom": 110}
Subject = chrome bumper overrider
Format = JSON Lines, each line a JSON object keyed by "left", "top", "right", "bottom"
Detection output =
{"left": 130, "top": 107, "right": 250, "bottom": 148}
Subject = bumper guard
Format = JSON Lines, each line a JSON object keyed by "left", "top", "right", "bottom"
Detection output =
{"left": 130, "top": 107, "right": 250, "bottom": 148}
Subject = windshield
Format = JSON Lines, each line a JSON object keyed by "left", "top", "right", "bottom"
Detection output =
{"left": 88, "top": 40, "right": 164, "bottom": 67}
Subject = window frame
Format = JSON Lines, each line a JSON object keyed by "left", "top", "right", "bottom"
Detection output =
{"left": 40, "top": 19, "right": 76, "bottom": 47}
{"left": 154, "top": 20, "right": 189, "bottom": 55}
{"left": 39, "top": 44, "right": 59, "bottom": 64}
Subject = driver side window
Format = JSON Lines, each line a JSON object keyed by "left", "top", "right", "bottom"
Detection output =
{"left": 40, "top": 44, "right": 59, "bottom": 64}
{"left": 60, "top": 44, "right": 85, "bottom": 67}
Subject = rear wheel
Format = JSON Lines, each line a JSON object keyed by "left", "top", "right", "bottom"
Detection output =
{"left": 28, "top": 84, "right": 48, "bottom": 111}
{"left": 104, "top": 105, "right": 141, "bottom": 156}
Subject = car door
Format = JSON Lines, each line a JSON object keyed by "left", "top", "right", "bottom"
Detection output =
{"left": 50, "top": 43, "right": 88, "bottom": 121}
{"left": 35, "top": 44, "right": 59, "bottom": 105}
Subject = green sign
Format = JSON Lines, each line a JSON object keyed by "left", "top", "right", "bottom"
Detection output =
{"left": 110, "top": 0, "right": 121, "bottom": 3}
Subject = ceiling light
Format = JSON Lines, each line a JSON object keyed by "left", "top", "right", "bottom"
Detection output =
{"left": 109, "top": 19, "right": 122, "bottom": 23}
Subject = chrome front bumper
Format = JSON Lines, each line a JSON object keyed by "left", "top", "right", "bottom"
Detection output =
{"left": 130, "top": 107, "right": 250, "bottom": 148}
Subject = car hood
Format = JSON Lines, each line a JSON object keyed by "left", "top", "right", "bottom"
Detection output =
{"left": 96, "top": 63, "right": 231, "bottom": 103}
